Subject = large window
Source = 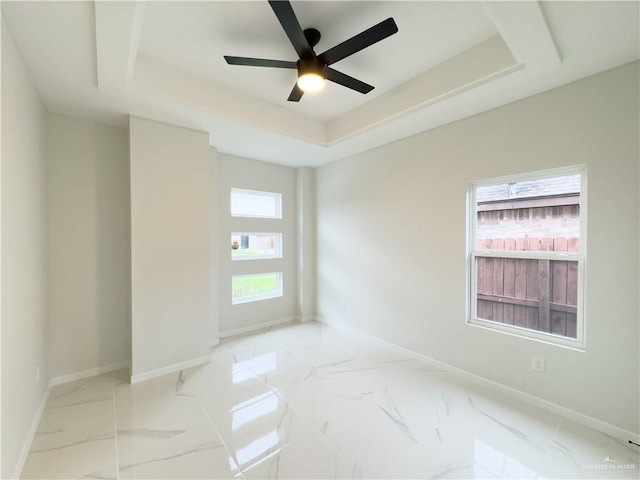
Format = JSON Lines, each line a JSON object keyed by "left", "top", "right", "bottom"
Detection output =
{"left": 468, "top": 167, "right": 585, "bottom": 348}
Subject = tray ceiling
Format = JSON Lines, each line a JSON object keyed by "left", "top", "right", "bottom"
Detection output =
{"left": 2, "top": 1, "right": 638, "bottom": 166}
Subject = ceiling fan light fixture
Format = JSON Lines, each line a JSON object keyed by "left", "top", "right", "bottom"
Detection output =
{"left": 297, "top": 56, "right": 325, "bottom": 92}
{"left": 297, "top": 72, "right": 325, "bottom": 92}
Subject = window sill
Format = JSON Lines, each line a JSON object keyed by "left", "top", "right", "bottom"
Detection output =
{"left": 466, "top": 317, "right": 586, "bottom": 352}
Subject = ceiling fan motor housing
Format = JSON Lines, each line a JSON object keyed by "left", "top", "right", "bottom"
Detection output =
{"left": 298, "top": 56, "right": 325, "bottom": 78}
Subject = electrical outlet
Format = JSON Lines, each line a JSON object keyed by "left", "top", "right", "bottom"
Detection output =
{"left": 221, "top": 308, "right": 228, "bottom": 317}
{"left": 532, "top": 357, "right": 545, "bottom": 372}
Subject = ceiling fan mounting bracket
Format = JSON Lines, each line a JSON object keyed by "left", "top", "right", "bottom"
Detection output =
{"left": 303, "top": 28, "right": 321, "bottom": 49}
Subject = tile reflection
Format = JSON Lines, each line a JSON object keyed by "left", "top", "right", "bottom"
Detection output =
{"left": 232, "top": 352, "right": 277, "bottom": 383}
{"left": 232, "top": 367, "right": 256, "bottom": 384}
{"left": 474, "top": 438, "right": 540, "bottom": 479}
{"left": 232, "top": 391, "right": 278, "bottom": 431}
{"left": 235, "top": 430, "right": 280, "bottom": 467}
{"left": 21, "top": 322, "right": 637, "bottom": 480}
{"left": 243, "top": 352, "right": 278, "bottom": 373}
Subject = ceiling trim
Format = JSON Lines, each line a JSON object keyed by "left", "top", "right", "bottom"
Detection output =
{"left": 95, "top": 0, "right": 145, "bottom": 91}
{"left": 327, "top": 34, "right": 521, "bottom": 144}
{"left": 482, "top": 0, "right": 561, "bottom": 70}
{"left": 131, "top": 54, "right": 328, "bottom": 145}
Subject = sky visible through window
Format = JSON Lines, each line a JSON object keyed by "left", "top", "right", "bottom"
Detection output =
{"left": 231, "top": 189, "right": 281, "bottom": 218}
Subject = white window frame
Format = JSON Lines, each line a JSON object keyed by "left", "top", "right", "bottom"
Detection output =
{"left": 467, "top": 166, "right": 587, "bottom": 350}
{"left": 231, "top": 188, "right": 282, "bottom": 219}
{"left": 232, "top": 272, "right": 283, "bottom": 305}
{"left": 231, "top": 232, "right": 283, "bottom": 261}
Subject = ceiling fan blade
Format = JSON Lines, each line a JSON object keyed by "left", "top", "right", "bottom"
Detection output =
{"left": 287, "top": 83, "right": 304, "bottom": 102}
{"left": 224, "top": 56, "right": 297, "bottom": 69}
{"left": 319, "top": 18, "right": 398, "bottom": 66}
{"left": 325, "top": 67, "right": 374, "bottom": 94}
{"left": 268, "top": 1, "right": 311, "bottom": 58}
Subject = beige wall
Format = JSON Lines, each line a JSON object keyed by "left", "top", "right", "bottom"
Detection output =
{"left": 217, "top": 153, "right": 298, "bottom": 334}
{"left": 129, "top": 117, "right": 212, "bottom": 379}
{"left": 1, "top": 19, "right": 49, "bottom": 478}
{"left": 316, "top": 62, "right": 640, "bottom": 433}
{"left": 47, "top": 115, "right": 131, "bottom": 378}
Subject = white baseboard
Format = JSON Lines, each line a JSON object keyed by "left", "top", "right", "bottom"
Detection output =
{"left": 49, "top": 360, "right": 130, "bottom": 387}
{"left": 298, "top": 315, "right": 317, "bottom": 323}
{"left": 130, "top": 355, "right": 211, "bottom": 384}
{"left": 210, "top": 337, "right": 220, "bottom": 347}
{"left": 218, "top": 316, "right": 298, "bottom": 339}
{"left": 13, "top": 384, "right": 51, "bottom": 479}
{"left": 315, "top": 317, "right": 640, "bottom": 444}
{"left": 15, "top": 360, "right": 130, "bottom": 477}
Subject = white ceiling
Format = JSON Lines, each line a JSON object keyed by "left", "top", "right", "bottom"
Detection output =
{"left": 2, "top": 1, "right": 639, "bottom": 167}
{"left": 138, "top": 1, "right": 498, "bottom": 121}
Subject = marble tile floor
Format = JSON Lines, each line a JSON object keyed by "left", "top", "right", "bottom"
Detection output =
{"left": 20, "top": 321, "right": 639, "bottom": 479}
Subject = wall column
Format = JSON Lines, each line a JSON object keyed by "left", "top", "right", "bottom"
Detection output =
{"left": 129, "top": 117, "right": 211, "bottom": 382}
{"left": 296, "top": 167, "right": 316, "bottom": 321}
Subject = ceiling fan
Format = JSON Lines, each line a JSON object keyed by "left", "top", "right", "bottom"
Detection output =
{"left": 224, "top": 0, "right": 398, "bottom": 102}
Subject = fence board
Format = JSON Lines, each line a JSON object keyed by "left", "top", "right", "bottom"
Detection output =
{"left": 551, "top": 311, "right": 567, "bottom": 336}
{"left": 504, "top": 259, "right": 516, "bottom": 297}
{"left": 550, "top": 302, "right": 577, "bottom": 314}
{"left": 552, "top": 260, "right": 568, "bottom": 304}
{"left": 483, "top": 257, "right": 494, "bottom": 320}
{"left": 476, "top": 299, "right": 493, "bottom": 320}
{"left": 514, "top": 306, "right": 526, "bottom": 328}
{"left": 567, "top": 261, "right": 578, "bottom": 306}
{"left": 492, "top": 255, "right": 504, "bottom": 323}
{"left": 526, "top": 306, "right": 538, "bottom": 330}
{"left": 503, "top": 305, "right": 515, "bottom": 325}
{"left": 475, "top": 237, "right": 578, "bottom": 338}
{"left": 538, "top": 260, "right": 551, "bottom": 332}
{"left": 526, "top": 260, "right": 539, "bottom": 300}
{"left": 503, "top": 251, "right": 515, "bottom": 325}
{"left": 477, "top": 294, "right": 538, "bottom": 308}
{"left": 566, "top": 313, "right": 577, "bottom": 338}
{"left": 515, "top": 258, "right": 527, "bottom": 298}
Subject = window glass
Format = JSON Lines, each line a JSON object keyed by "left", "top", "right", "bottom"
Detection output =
{"left": 231, "top": 189, "right": 282, "bottom": 218}
{"left": 469, "top": 170, "right": 584, "bottom": 347}
{"left": 231, "top": 233, "right": 282, "bottom": 260}
{"left": 232, "top": 272, "right": 282, "bottom": 305}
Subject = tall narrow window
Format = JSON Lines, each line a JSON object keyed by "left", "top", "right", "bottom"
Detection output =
{"left": 468, "top": 168, "right": 585, "bottom": 348}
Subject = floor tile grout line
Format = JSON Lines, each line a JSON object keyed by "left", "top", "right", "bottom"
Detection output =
{"left": 539, "top": 413, "right": 565, "bottom": 468}
{"left": 188, "top": 370, "right": 247, "bottom": 478}
{"left": 31, "top": 322, "right": 639, "bottom": 479}
{"left": 242, "top": 347, "right": 367, "bottom": 476}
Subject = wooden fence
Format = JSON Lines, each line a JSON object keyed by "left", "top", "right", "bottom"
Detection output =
{"left": 476, "top": 237, "right": 579, "bottom": 338}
